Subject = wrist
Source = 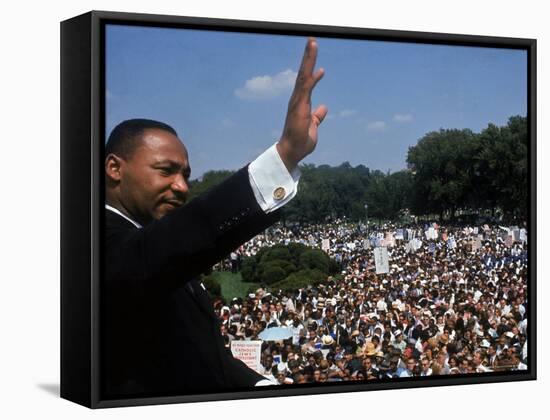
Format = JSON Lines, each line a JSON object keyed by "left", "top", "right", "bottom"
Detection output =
{"left": 276, "top": 141, "right": 299, "bottom": 173}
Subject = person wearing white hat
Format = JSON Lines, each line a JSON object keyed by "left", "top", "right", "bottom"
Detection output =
{"left": 392, "top": 329, "right": 407, "bottom": 353}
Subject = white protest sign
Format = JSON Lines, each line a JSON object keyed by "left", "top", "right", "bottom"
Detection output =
{"left": 385, "top": 233, "right": 396, "bottom": 248}
{"left": 374, "top": 247, "right": 389, "bottom": 274}
{"left": 395, "top": 229, "right": 404, "bottom": 240}
{"left": 472, "top": 238, "right": 482, "bottom": 252}
{"left": 231, "top": 340, "right": 262, "bottom": 373}
{"left": 407, "top": 238, "right": 421, "bottom": 253}
{"left": 322, "top": 239, "right": 330, "bottom": 252}
{"left": 520, "top": 229, "right": 527, "bottom": 243}
{"left": 363, "top": 239, "right": 371, "bottom": 250}
{"left": 447, "top": 237, "right": 456, "bottom": 250}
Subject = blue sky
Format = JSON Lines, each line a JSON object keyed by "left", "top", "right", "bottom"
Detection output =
{"left": 106, "top": 24, "right": 527, "bottom": 179}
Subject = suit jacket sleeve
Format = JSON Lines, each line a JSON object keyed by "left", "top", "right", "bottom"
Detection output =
{"left": 105, "top": 165, "right": 281, "bottom": 294}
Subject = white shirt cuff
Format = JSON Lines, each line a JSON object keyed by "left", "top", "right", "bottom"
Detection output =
{"left": 255, "top": 378, "right": 277, "bottom": 387}
{"left": 248, "top": 143, "right": 300, "bottom": 213}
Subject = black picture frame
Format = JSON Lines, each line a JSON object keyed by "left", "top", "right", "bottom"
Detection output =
{"left": 61, "top": 10, "right": 537, "bottom": 409}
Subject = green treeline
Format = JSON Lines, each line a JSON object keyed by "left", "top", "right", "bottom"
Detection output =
{"left": 188, "top": 116, "right": 527, "bottom": 222}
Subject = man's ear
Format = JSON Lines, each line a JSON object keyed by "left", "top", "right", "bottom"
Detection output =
{"left": 105, "top": 153, "right": 124, "bottom": 182}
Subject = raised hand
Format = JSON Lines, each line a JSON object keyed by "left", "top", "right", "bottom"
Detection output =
{"left": 277, "top": 37, "right": 328, "bottom": 172}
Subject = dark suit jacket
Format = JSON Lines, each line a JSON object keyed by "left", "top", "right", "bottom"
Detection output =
{"left": 102, "top": 167, "right": 280, "bottom": 399}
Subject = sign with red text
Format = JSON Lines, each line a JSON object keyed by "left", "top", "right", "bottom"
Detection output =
{"left": 230, "top": 340, "right": 262, "bottom": 373}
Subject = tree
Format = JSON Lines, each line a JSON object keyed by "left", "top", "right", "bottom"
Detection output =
{"left": 475, "top": 116, "right": 528, "bottom": 219}
{"left": 407, "top": 129, "right": 478, "bottom": 219}
{"left": 365, "top": 170, "right": 413, "bottom": 222}
{"left": 299, "top": 249, "right": 330, "bottom": 272}
{"left": 240, "top": 243, "right": 333, "bottom": 288}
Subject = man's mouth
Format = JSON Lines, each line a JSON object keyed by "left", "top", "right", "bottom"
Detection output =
{"left": 163, "top": 199, "right": 184, "bottom": 209}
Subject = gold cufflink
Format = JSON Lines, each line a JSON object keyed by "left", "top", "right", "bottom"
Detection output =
{"left": 273, "top": 186, "right": 286, "bottom": 200}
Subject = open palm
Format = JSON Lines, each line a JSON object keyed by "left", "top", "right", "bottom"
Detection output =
{"left": 278, "top": 38, "right": 328, "bottom": 171}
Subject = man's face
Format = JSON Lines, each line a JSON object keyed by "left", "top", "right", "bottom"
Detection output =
{"left": 313, "top": 370, "right": 321, "bottom": 381}
{"left": 473, "top": 353, "right": 482, "bottom": 366}
{"left": 108, "top": 129, "right": 191, "bottom": 225}
{"left": 421, "top": 359, "right": 430, "bottom": 372}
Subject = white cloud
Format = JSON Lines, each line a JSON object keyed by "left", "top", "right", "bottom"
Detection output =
{"left": 367, "top": 121, "right": 387, "bottom": 131}
{"left": 234, "top": 69, "right": 297, "bottom": 100}
{"left": 339, "top": 109, "right": 357, "bottom": 118}
{"left": 221, "top": 118, "right": 235, "bottom": 128}
{"left": 106, "top": 89, "right": 116, "bottom": 100}
{"left": 393, "top": 113, "right": 414, "bottom": 123}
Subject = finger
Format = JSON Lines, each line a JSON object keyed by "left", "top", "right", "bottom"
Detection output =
{"left": 312, "top": 104, "right": 329, "bottom": 125}
{"left": 310, "top": 68, "right": 325, "bottom": 91}
{"left": 297, "top": 67, "right": 324, "bottom": 105}
{"left": 298, "top": 37, "right": 318, "bottom": 79}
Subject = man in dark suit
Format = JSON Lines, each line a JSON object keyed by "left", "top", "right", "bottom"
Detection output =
{"left": 102, "top": 38, "right": 328, "bottom": 398}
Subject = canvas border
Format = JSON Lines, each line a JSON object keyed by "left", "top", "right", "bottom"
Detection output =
{"left": 60, "top": 10, "right": 536, "bottom": 409}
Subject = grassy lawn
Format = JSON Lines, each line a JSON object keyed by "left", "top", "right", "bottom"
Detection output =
{"left": 212, "top": 271, "right": 260, "bottom": 301}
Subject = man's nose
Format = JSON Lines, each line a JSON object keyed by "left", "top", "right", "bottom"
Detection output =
{"left": 171, "top": 173, "right": 189, "bottom": 194}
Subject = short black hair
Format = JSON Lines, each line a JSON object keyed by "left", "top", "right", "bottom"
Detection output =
{"left": 105, "top": 118, "right": 178, "bottom": 159}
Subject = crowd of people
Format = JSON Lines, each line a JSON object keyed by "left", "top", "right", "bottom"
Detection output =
{"left": 212, "top": 219, "right": 529, "bottom": 385}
